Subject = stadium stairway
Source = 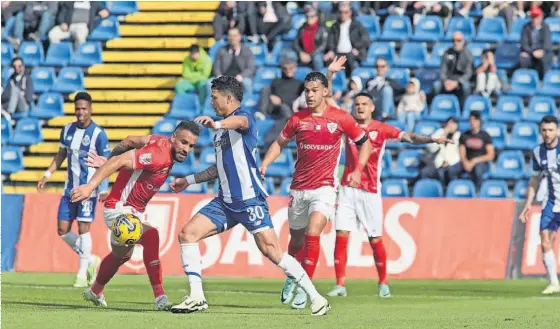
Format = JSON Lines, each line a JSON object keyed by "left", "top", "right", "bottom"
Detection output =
{"left": 4, "top": 1, "right": 218, "bottom": 193}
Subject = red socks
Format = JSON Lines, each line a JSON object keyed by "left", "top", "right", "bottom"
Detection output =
{"left": 140, "top": 228, "right": 165, "bottom": 298}
{"left": 370, "top": 239, "right": 388, "bottom": 285}
{"left": 302, "top": 234, "right": 321, "bottom": 279}
{"left": 334, "top": 234, "right": 349, "bottom": 286}
{"left": 91, "top": 253, "right": 130, "bottom": 295}
{"left": 288, "top": 238, "right": 305, "bottom": 263}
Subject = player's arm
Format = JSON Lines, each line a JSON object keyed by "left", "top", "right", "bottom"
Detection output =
{"left": 326, "top": 56, "right": 346, "bottom": 105}
{"left": 400, "top": 132, "right": 454, "bottom": 145}
{"left": 96, "top": 130, "right": 112, "bottom": 201}
{"left": 520, "top": 153, "right": 542, "bottom": 223}
{"left": 169, "top": 165, "right": 219, "bottom": 193}
{"left": 37, "top": 146, "right": 68, "bottom": 192}
{"left": 86, "top": 135, "right": 150, "bottom": 169}
{"left": 195, "top": 115, "right": 249, "bottom": 131}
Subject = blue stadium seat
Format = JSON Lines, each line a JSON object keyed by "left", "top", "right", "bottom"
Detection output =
{"left": 44, "top": 42, "right": 73, "bottom": 66}
{"left": 495, "top": 43, "right": 520, "bottom": 70}
{"left": 475, "top": 17, "right": 507, "bottom": 43}
{"left": 2, "top": 67, "right": 13, "bottom": 88}
{"left": 506, "top": 18, "right": 529, "bottom": 42}
{"left": 462, "top": 95, "right": 491, "bottom": 120}
{"left": 70, "top": 42, "right": 103, "bottom": 67}
{"left": 242, "top": 93, "right": 259, "bottom": 113}
{"left": 88, "top": 16, "right": 120, "bottom": 41}
{"left": 379, "top": 15, "right": 412, "bottom": 41}
{"left": 426, "top": 42, "right": 451, "bottom": 68}
{"left": 10, "top": 118, "right": 43, "bottom": 146}
{"left": 387, "top": 68, "right": 410, "bottom": 88}
{"left": 266, "top": 149, "right": 294, "bottom": 177}
{"left": 256, "top": 119, "right": 274, "bottom": 146}
{"left": 537, "top": 70, "right": 560, "bottom": 97}
{"left": 264, "top": 177, "right": 275, "bottom": 195}
{"left": 213, "top": 180, "right": 220, "bottom": 195}
{"left": 253, "top": 67, "right": 281, "bottom": 93}
{"left": 321, "top": 68, "right": 346, "bottom": 93}
{"left": 352, "top": 67, "right": 374, "bottom": 85}
{"left": 182, "top": 182, "right": 209, "bottom": 194}
{"left": 396, "top": 42, "right": 428, "bottom": 68}
{"left": 513, "top": 180, "right": 528, "bottom": 199}
{"left": 497, "top": 69, "right": 509, "bottom": 95}
{"left": 365, "top": 42, "right": 395, "bottom": 66}
{"left": 158, "top": 177, "right": 175, "bottom": 193}
{"left": 283, "top": 14, "right": 306, "bottom": 41}
{"left": 445, "top": 179, "right": 476, "bottom": 198}
{"left": 427, "top": 94, "right": 460, "bottom": 121}
{"left": 489, "top": 95, "right": 524, "bottom": 123}
{"left": 507, "top": 69, "right": 539, "bottom": 97}
{"left": 381, "top": 152, "right": 392, "bottom": 178}
{"left": 445, "top": 17, "right": 475, "bottom": 41}
{"left": 479, "top": 180, "right": 509, "bottom": 199}
{"left": 412, "top": 179, "right": 443, "bottom": 198}
{"left": 467, "top": 43, "right": 490, "bottom": 67}
{"left": 490, "top": 151, "right": 525, "bottom": 180}
{"left": 356, "top": 15, "right": 380, "bottom": 40}
{"left": 392, "top": 149, "right": 422, "bottom": 179}
{"left": 484, "top": 122, "right": 507, "bottom": 151}
{"left": 152, "top": 119, "right": 177, "bottom": 136}
{"left": 246, "top": 43, "right": 268, "bottom": 67}
{"left": 51, "top": 67, "right": 85, "bottom": 93}
{"left": 279, "top": 177, "right": 292, "bottom": 196}
{"left": 1, "top": 42, "right": 14, "bottom": 66}
{"left": 1, "top": 146, "right": 24, "bottom": 175}
{"left": 201, "top": 97, "right": 220, "bottom": 119}
{"left": 385, "top": 120, "right": 405, "bottom": 149}
{"left": 31, "top": 92, "right": 64, "bottom": 119}
{"left": 545, "top": 17, "right": 560, "bottom": 44}
{"left": 208, "top": 40, "right": 226, "bottom": 62}
{"left": 2, "top": 16, "right": 16, "bottom": 41}
{"left": 105, "top": 1, "right": 139, "bottom": 15}
{"left": 415, "top": 68, "right": 439, "bottom": 94}
{"left": 408, "top": 121, "right": 440, "bottom": 149}
{"left": 168, "top": 93, "right": 201, "bottom": 119}
{"left": 295, "top": 66, "right": 312, "bottom": 81}
{"left": 18, "top": 41, "right": 44, "bottom": 66}
{"left": 1, "top": 115, "right": 12, "bottom": 145}
{"left": 198, "top": 148, "right": 216, "bottom": 169}
{"left": 506, "top": 122, "right": 539, "bottom": 151}
{"left": 458, "top": 120, "right": 471, "bottom": 132}
{"left": 31, "top": 67, "right": 56, "bottom": 93}
{"left": 265, "top": 41, "right": 295, "bottom": 66}
{"left": 170, "top": 153, "right": 196, "bottom": 177}
{"left": 381, "top": 179, "right": 409, "bottom": 197}
{"left": 411, "top": 16, "right": 443, "bottom": 42}
{"left": 196, "top": 128, "right": 214, "bottom": 148}
{"left": 524, "top": 96, "right": 557, "bottom": 123}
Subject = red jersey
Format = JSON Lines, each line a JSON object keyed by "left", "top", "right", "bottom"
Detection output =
{"left": 105, "top": 135, "right": 174, "bottom": 213}
{"left": 280, "top": 106, "right": 365, "bottom": 190}
{"left": 342, "top": 120, "right": 403, "bottom": 193}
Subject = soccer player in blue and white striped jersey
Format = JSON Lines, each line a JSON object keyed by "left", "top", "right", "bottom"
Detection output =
{"left": 520, "top": 115, "right": 560, "bottom": 295}
{"left": 37, "top": 92, "right": 110, "bottom": 288}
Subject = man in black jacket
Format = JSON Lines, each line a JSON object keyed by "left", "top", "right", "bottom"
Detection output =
{"left": 212, "top": 1, "right": 250, "bottom": 41}
{"left": 2, "top": 57, "right": 34, "bottom": 115}
{"left": 293, "top": 5, "right": 328, "bottom": 71}
{"left": 48, "top": 1, "right": 109, "bottom": 48}
{"left": 520, "top": 7, "right": 553, "bottom": 79}
{"left": 255, "top": 1, "right": 291, "bottom": 50}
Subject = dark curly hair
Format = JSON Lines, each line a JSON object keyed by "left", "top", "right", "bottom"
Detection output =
{"left": 304, "top": 72, "right": 328, "bottom": 87}
{"left": 211, "top": 76, "right": 244, "bottom": 102}
{"left": 175, "top": 120, "right": 201, "bottom": 136}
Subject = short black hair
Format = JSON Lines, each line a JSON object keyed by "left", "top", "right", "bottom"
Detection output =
{"left": 354, "top": 92, "right": 374, "bottom": 102}
{"left": 540, "top": 115, "right": 558, "bottom": 126}
{"left": 175, "top": 120, "right": 201, "bottom": 136}
{"left": 445, "top": 116, "right": 459, "bottom": 124}
{"left": 189, "top": 44, "right": 200, "bottom": 53}
{"left": 211, "top": 76, "right": 244, "bottom": 102}
{"left": 469, "top": 111, "right": 482, "bottom": 121}
{"left": 74, "top": 91, "right": 92, "bottom": 104}
{"left": 304, "top": 72, "right": 328, "bottom": 87}
{"left": 11, "top": 57, "right": 23, "bottom": 65}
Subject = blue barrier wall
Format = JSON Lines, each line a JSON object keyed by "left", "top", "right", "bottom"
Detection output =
{"left": 1, "top": 194, "right": 24, "bottom": 271}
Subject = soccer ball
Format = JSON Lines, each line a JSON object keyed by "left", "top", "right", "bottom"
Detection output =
{"left": 111, "top": 214, "right": 143, "bottom": 246}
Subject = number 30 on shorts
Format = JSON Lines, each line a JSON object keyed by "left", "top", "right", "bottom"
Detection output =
{"left": 246, "top": 206, "right": 265, "bottom": 222}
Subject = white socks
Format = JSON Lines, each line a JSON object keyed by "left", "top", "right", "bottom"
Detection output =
{"left": 543, "top": 250, "right": 559, "bottom": 286}
{"left": 60, "top": 231, "right": 94, "bottom": 279}
{"left": 277, "top": 253, "right": 320, "bottom": 302}
{"left": 180, "top": 243, "right": 205, "bottom": 298}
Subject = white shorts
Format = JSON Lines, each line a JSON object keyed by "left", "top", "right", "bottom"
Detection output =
{"left": 288, "top": 186, "right": 337, "bottom": 230}
{"left": 335, "top": 186, "right": 383, "bottom": 237}
{"left": 103, "top": 202, "right": 146, "bottom": 245}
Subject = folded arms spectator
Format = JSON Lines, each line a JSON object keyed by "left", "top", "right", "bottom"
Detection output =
{"left": 212, "top": 1, "right": 249, "bottom": 41}
{"left": 293, "top": 5, "right": 328, "bottom": 71}
{"left": 1, "top": 57, "right": 34, "bottom": 115}
{"left": 459, "top": 112, "right": 495, "bottom": 188}
{"left": 520, "top": 7, "right": 553, "bottom": 79}
{"left": 175, "top": 44, "right": 212, "bottom": 105}
{"left": 49, "top": 1, "right": 109, "bottom": 48}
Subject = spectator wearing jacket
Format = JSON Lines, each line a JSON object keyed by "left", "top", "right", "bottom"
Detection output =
{"left": 12, "top": 2, "right": 58, "bottom": 43}
{"left": 520, "top": 6, "right": 553, "bottom": 79}
{"left": 1, "top": 57, "right": 34, "bottom": 115}
{"left": 175, "top": 45, "right": 212, "bottom": 106}
{"left": 293, "top": 5, "right": 328, "bottom": 71}
{"left": 48, "top": 1, "right": 109, "bottom": 48}
{"left": 212, "top": 1, "right": 250, "bottom": 41}
{"left": 365, "top": 58, "right": 405, "bottom": 120}
{"left": 255, "top": 1, "right": 291, "bottom": 50}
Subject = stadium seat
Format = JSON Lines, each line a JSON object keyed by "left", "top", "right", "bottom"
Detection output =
{"left": 1, "top": 146, "right": 24, "bottom": 175}
{"left": 105, "top": 1, "right": 139, "bottom": 15}
{"left": 427, "top": 94, "right": 460, "bottom": 121}
{"left": 475, "top": 17, "right": 507, "bottom": 43}
{"left": 51, "top": 67, "right": 85, "bottom": 94}
{"left": 506, "top": 122, "right": 539, "bottom": 151}
{"left": 356, "top": 15, "right": 380, "bottom": 40}
{"left": 256, "top": 119, "right": 274, "bottom": 146}
{"left": 2, "top": 67, "right": 13, "bottom": 88}
{"left": 489, "top": 96, "right": 524, "bottom": 123}
{"left": 31, "top": 67, "right": 56, "bottom": 93}
{"left": 18, "top": 41, "right": 44, "bottom": 67}
{"left": 467, "top": 43, "right": 490, "bottom": 67}
{"left": 379, "top": 15, "right": 412, "bottom": 41}
{"left": 381, "top": 179, "right": 409, "bottom": 197}
{"left": 201, "top": 97, "right": 219, "bottom": 119}
{"left": 265, "top": 41, "right": 295, "bottom": 66}
{"left": 170, "top": 152, "right": 196, "bottom": 177}
{"left": 445, "top": 179, "right": 476, "bottom": 198}
{"left": 497, "top": 69, "right": 509, "bottom": 95}
{"left": 507, "top": 69, "right": 539, "bottom": 97}
{"left": 462, "top": 95, "right": 491, "bottom": 120}
{"left": 182, "top": 182, "right": 209, "bottom": 194}
{"left": 352, "top": 67, "right": 374, "bottom": 85}
{"left": 411, "top": 16, "right": 444, "bottom": 42}
{"left": 385, "top": 120, "right": 405, "bottom": 149}
{"left": 412, "top": 179, "right": 443, "bottom": 198}
{"left": 266, "top": 149, "right": 294, "bottom": 177}
{"left": 381, "top": 151, "right": 392, "bottom": 178}
{"left": 295, "top": 66, "right": 312, "bottom": 81}
{"left": 513, "top": 180, "right": 528, "bottom": 199}
{"left": 1, "top": 42, "right": 13, "bottom": 66}
{"left": 2, "top": 16, "right": 16, "bottom": 42}
{"left": 426, "top": 42, "right": 451, "bottom": 68}
{"left": 387, "top": 68, "right": 410, "bottom": 88}
{"left": 264, "top": 177, "right": 275, "bottom": 195}
{"left": 208, "top": 40, "right": 226, "bottom": 62}
{"left": 396, "top": 42, "right": 428, "bottom": 68}
{"left": 283, "top": 14, "right": 306, "bottom": 41}
{"left": 279, "top": 177, "right": 292, "bottom": 196}
{"left": 479, "top": 180, "right": 509, "bottom": 199}
{"left": 321, "top": 68, "right": 346, "bottom": 93}
{"left": 88, "top": 16, "right": 120, "bottom": 41}
{"left": 365, "top": 42, "right": 395, "bottom": 66}
{"left": 506, "top": 18, "right": 529, "bottom": 42}
{"left": 415, "top": 68, "right": 439, "bottom": 94}
{"left": 524, "top": 96, "right": 557, "bottom": 123}
{"left": 10, "top": 118, "right": 43, "bottom": 146}
{"left": 545, "top": 17, "right": 560, "bottom": 44}
{"left": 495, "top": 43, "right": 520, "bottom": 70}
{"left": 444, "top": 17, "right": 475, "bottom": 41}
{"left": 158, "top": 177, "right": 175, "bottom": 193}
{"left": 392, "top": 149, "right": 422, "bottom": 179}
{"left": 196, "top": 128, "right": 214, "bottom": 148}
{"left": 70, "top": 42, "right": 103, "bottom": 67}
{"left": 253, "top": 67, "right": 281, "bottom": 93}
{"left": 246, "top": 43, "right": 268, "bottom": 67}
{"left": 242, "top": 93, "right": 259, "bottom": 113}
{"left": 30, "top": 92, "right": 64, "bottom": 119}
{"left": 484, "top": 122, "right": 507, "bottom": 151}
{"left": 198, "top": 148, "right": 216, "bottom": 169}
{"left": 409, "top": 121, "right": 440, "bottom": 149}
{"left": 490, "top": 150, "right": 526, "bottom": 180}
{"left": 152, "top": 119, "right": 177, "bottom": 136}
{"left": 537, "top": 70, "right": 560, "bottom": 97}
{"left": 43, "top": 42, "right": 73, "bottom": 66}
{"left": 168, "top": 93, "right": 201, "bottom": 119}
{"left": 1, "top": 115, "right": 12, "bottom": 145}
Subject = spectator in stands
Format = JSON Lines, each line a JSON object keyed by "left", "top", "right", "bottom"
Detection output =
{"left": 365, "top": 58, "right": 405, "bottom": 120}
{"left": 254, "top": 1, "right": 291, "bottom": 50}
{"left": 2, "top": 1, "right": 26, "bottom": 49}
{"left": 405, "top": 2, "right": 453, "bottom": 26}
{"left": 433, "top": 31, "right": 473, "bottom": 106}
{"left": 475, "top": 49, "right": 502, "bottom": 97}
{"left": 211, "top": 27, "right": 255, "bottom": 94}
{"left": 258, "top": 58, "right": 304, "bottom": 148}
{"left": 1, "top": 57, "right": 34, "bottom": 115}
{"left": 396, "top": 78, "right": 426, "bottom": 132}
{"left": 482, "top": 2, "right": 516, "bottom": 32}
{"left": 12, "top": 2, "right": 58, "bottom": 43}
{"left": 338, "top": 76, "right": 363, "bottom": 111}
{"left": 48, "top": 1, "right": 109, "bottom": 49}
{"left": 324, "top": 2, "right": 370, "bottom": 78}
{"left": 212, "top": 1, "right": 250, "bottom": 41}
{"left": 420, "top": 116, "right": 461, "bottom": 186}
{"left": 175, "top": 44, "right": 212, "bottom": 106}
{"left": 293, "top": 5, "right": 328, "bottom": 71}
{"left": 520, "top": 6, "right": 553, "bottom": 79}
{"left": 459, "top": 111, "right": 495, "bottom": 188}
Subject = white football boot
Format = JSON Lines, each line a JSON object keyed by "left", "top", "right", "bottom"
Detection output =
{"left": 280, "top": 277, "right": 297, "bottom": 304}
{"left": 326, "top": 285, "right": 347, "bottom": 297}
{"left": 87, "top": 255, "right": 101, "bottom": 285}
{"left": 83, "top": 288, "right": 107, "bottom": 307}
{"left": 73, "top": 277, "right": 88, "bottom": 288}
{"left": 170, "top": 295, "right": 208, "bottom": 313}
{"left": 155, "top": 294, "right": 173, "bottom": 311}
{"left": 310, "top": 296, "right": 331, "bottom": 316}
{"left": 379, "top": 283, "right": 392, "bottom": 298}
{"left": 291, "top": 287, "right": 308, "bottom": 309}
{"left": 542, "top": 283, "right": 560, "bottom": 295}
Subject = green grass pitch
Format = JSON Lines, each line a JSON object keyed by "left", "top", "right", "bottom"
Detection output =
{"left": 2, "top": 272, "right": 560, "bottom": 329}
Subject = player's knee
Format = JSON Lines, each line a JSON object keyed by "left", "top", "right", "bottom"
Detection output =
{"left": 57, "top": 226, "right": 70, "bottom": 236}
{"left": 541, "top": 240, "right": 553, "bottom": 252}
{"left": 370, "top": 236, "right": 382, "bottom": 244}
{"left": 178, "top": 228, "right": 200, "bottom": 244}
{"left": 336, "top": 230, "right": 350, "bottom": 237}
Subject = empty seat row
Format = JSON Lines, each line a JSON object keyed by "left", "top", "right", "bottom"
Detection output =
{"left": 2, "top": 41, "right": 103, "bottom": 67}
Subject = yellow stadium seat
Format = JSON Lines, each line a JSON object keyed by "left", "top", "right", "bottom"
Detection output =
{"left": 137, "top": 2, "right": 219, "bottom": 11}
{"left": 2, "top": 185, "right": 64, "bottom": 194}
{"left": 48, "top": 116, "right": 161, "bottom": 128}
{"left": 24, "top": 156, "right": 67, "bottom": 169}
{"left": 63, "top": 103, "right": 168, "bottom": 114}
{"left": 29, "top": 142, "right": 119, "bottom": 154}
{"left": 107, "top": 38, "right": 214, "bottom": 49}
{"left": 11, "top": 171, "right": 118, "bottom": 183}
{"left": 84, "top": 77, "right": 178, "bottom": 89}
{"left": 43, "top": 128, "right": 150, "bottom": 141}
{"left": 103, "top": 51, "right": 187, "bottom": 62}
{"left": 120, "top": 25, "right": 213, "bottom": 37}
{"left": 88, "top": 64, "right": 183, "bottom": 75}
{"left": 126, "top": 12, "right": 215, "bottom": 23}
{"left": 69, "top": 90, "right": 175, "bottom": 102}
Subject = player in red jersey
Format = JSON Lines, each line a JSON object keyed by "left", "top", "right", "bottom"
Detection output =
{"left": 260, "top": 57, "right": 373, "bottom": 310}
{"left": 325, "top": 90, "right": 452, "bottom": 298}
{"left": 70, "top": 121, "right": 200, "bottom": 310}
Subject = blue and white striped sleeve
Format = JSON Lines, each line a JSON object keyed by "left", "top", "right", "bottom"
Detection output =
{"left": 532, "top": 147, "right": 542, "bottom": 176}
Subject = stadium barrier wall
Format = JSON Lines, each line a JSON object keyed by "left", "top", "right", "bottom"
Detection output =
{"left": 15, "top": 193, "right": 522, "bottom": 279}
{"left": 1, "top": 194, "right": 25, "bottom": 271}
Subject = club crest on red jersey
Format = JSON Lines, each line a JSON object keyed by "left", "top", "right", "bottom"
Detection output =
{"left": 327, "top": 123, "right": 337, "bottom": 133}
{"left": 139, "top": 153, "right": 152, "bottom": 165}
{"left": 369, "top": 131, "right": 379, "bottom": 140}
{"left": 314, "top": 124, "right": 321, "bottom": 130}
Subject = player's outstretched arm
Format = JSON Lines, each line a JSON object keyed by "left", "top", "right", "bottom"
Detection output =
{"left": 519, "top": 175, "right": 540, "bottom": 223}
{"left": 37, "top": 147, "right": 68, "bottom": 192}
{"left": 85, "top": 135, "right": 150, "bottom": 169}
{"left": 170, "top": 164, "right": 219, "bottom": 193}
{"left": 400, "top": 132, "right": 454, "bottom": 145}
{"left": 260, "top": 136, "right": 290, "bottom": 176}
{"left": 195, "top": 115, "right": 249, "bottom": 131}
{"left": 326, "top": 56, "right": 346, "bottom": 106}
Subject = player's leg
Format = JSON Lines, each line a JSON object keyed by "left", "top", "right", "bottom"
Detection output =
{"left": 138, "top": 224, "right": 171, "bottom": 309}
{"left": 539, "top": 210, "right": 560, "bottom": 294}
{"left": 76, "top": 197, "right": 101, "bottom": 286}
{"left": 56, "top": 196, "right": 87, "bottom": 287}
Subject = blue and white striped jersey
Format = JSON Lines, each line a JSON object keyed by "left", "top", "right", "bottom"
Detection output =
{"left": 532, "top": 143, "right": 560, "bottom": 211}
{"left": 59, "top": 121, "right": 110, "bottom": 197}
{"left": 214, "top": 108, "right": 268, "bottom": 207}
